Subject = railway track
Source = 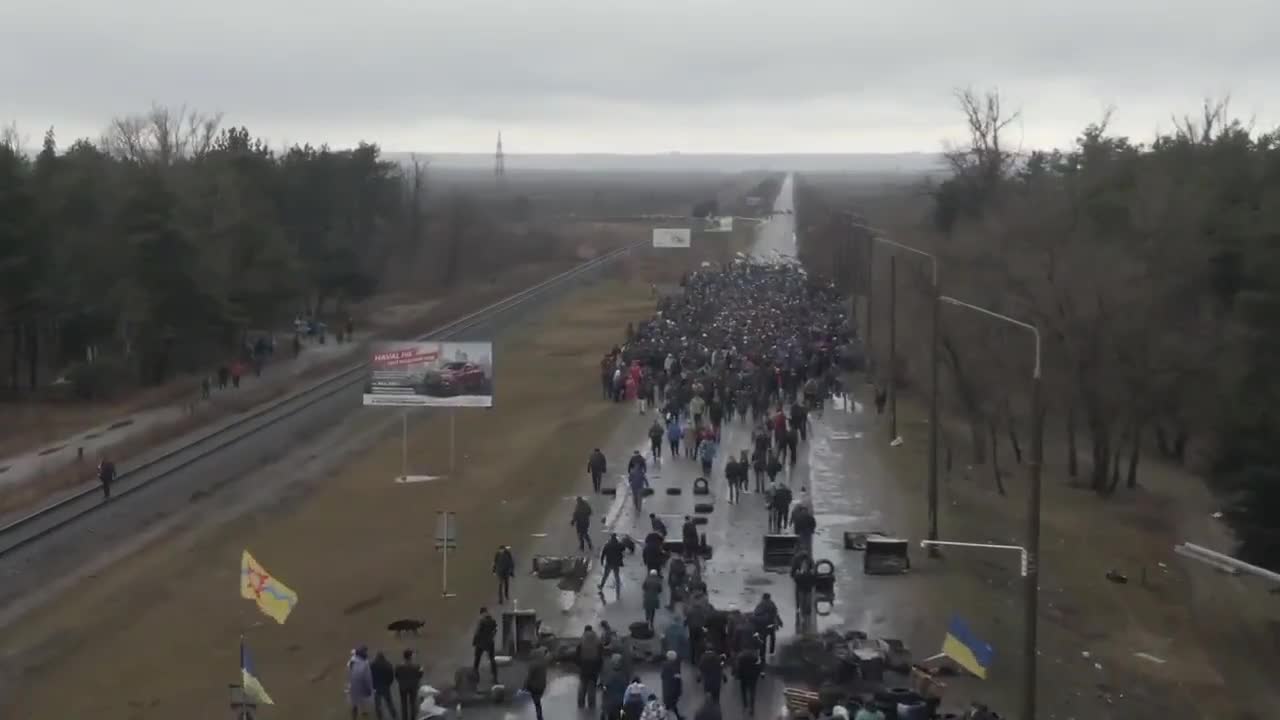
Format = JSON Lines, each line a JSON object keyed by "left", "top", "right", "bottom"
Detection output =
{"left": 0, "top": 244, "right": 637, "bottom": 559}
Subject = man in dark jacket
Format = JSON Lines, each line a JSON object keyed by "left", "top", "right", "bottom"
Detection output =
{"left": 523, "top": 648, "right": 549, "bottom": 720}
{"left": 493, "top": 545, "right": 515, "bottom": 604}
{"left": 661, "top": 650, "right": 684, "bottom": 720}
{"left": 572, "top": 497, "right": 594, "bottom": 551}
{"left": 370, "top": 651, "right": 395, "bottom": 719}
{"left": 599, "top": 533, "right": 626, "bottom": 592}
{"left": 648, "top": 419, "right": 665, "bottom": 462}
{"left": 724, "top": 455, "right": 741, "bottom": 504}
{"left": 650, "top": 513, "right": 669, "bottom": 538}
{"left": 393, "top": 649, "right": 423, "bottom": 720}
{"left": 751, "top": 593, "right": 783, "bottom": 655}
{"left": 628, "top": 449, "right": 648, "bottom": 474}
{"left": 681, "top": 517, "right": 700, "bottom": 563}
{"left": 793, "top": 504, "right": 816, "bottom": 555}
{"left": 472, "top": 606, "right": 499, "bottom": 682}
{"left": 576, "top": 625, "right": 604, "bottom": 709}
{"left": 602, "top": 654, "right": 629, "bottom": 720}
{"left": 734, "top": 644, "right": 763, "bottom": 714}
{"left": 772, "top": 484, "right": 793, "bottom": 532}
{"left": 588, "top": 448, "right": 608, "bottom": 493}
{"left": 98, "top": 457, "right": 117, "bottom": 500}
{"left": 697, "top": 648, "right": 725, "bottom": 705}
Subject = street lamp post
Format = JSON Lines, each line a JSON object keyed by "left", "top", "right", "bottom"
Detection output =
{"left": 940, "top": 295, "right": 1043, "bottom": 720}
{"left": 851, "top": 224, "right": 943, "bottom": 555}
{"left": 887, "top": 254, "right": 898, "bottom": 442}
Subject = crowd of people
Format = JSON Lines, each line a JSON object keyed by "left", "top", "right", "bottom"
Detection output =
{"left": 570, "top": 261, "right": 857, "bottom": 719}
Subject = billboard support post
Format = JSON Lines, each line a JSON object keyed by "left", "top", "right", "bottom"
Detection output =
{"left": 400, "top": 410, "right": 409, "bottom": 481}
{"left": 435, "top": 512, "right": 458, "bottom": 598}
{"left": 449, "top": 410, "right": 457, "bottom": 474}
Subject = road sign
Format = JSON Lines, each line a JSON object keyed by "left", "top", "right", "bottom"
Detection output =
{"left": 434, "top": 511, "right": 457, "bottom": 550}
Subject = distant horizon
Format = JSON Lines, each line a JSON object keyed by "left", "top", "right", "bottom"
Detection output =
{"left": 386, "top": 150, "right": 948, "bottom": 174}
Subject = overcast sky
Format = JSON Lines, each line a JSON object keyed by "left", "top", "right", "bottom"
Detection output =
{"left": 4, "top": 0, "right": 1277, "bottom": 155}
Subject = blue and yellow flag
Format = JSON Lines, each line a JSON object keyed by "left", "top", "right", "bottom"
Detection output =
{"left": 240, "top": 550, "right": 299, "bottom": 624}
{"left": 941, "top": 615, "right": 995, "bottom": 679}
{"left": 240, "top": 640, "right": 275, "bottom": 705}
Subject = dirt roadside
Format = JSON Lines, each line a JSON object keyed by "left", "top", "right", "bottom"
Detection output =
{"left": 866, "top": 384, "right": 1280, "bottom": 719}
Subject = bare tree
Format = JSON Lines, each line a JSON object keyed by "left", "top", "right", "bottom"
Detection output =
{"left": 102, "top": 104, "right": 222, "bottom": 164}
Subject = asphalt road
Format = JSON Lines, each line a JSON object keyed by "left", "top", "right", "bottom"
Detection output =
{"left": 449, "top": 174, "right": 944, "bottom": 719}
{"left": 0, "top": 259, "right": 621, "bottom": 630}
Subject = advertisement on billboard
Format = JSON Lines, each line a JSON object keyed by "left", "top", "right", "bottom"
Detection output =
{"left": 363, "top": 341, "right": 494, "bottom": 407}
{"left": 652, "top": 228, "right": 692, "bottom": 248}
{"left": 704, "top": 216, "right": 733, "bottom": 233}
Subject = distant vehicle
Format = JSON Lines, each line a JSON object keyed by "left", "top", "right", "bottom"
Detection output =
{"left": 425, "top": 361, "right": 488, "bottom": 396}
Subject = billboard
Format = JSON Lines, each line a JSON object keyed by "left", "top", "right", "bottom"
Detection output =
{"left": 705, "top": 216, "right": 733, "bottom": 233}
{"left": 363, "top": 341, "right": 494, "bottom": 407}
{"left": 653, "top": 228, "right": 692, "bottom": 248}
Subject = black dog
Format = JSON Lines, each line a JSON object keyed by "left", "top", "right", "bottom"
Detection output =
{"left": 387, "top": 619, "right": 425, "bottom": 636}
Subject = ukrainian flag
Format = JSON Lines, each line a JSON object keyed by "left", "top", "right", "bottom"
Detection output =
{"left": 941, "top": 615, "right": 995, "bottom": 679}
{"left": 240, "top": 550, "right": 299, "bottom": 624}
{"left": 240, "top": 640, "right": 275, "bottom": 705}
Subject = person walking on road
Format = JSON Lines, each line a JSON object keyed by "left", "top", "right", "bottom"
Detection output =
{"left": 97, "top": 457, "right": 117, "bottom": 500}
{"left": 628, "top": 449, "right": 648, "bottom": 474}
{"left": 751, "top": 593, "right": 783, "bottom": 656}
{"left": 734, "top": 642, "right": 763, "bottom": 714}
{"left": 771, "top": 483, "right": 793, "bottom": 533}
{"left": 661, "top": 650, "right": 684, "bottom": 720}
{"left": 629, "top": 461, "right": 650, "bottom": 519}
{"left": 602, "top": 655, "right": 629, "bottom": 720}
{"left": 650, "top": 512, "right": 668, "bottom": 538}
{"left": 697, "top": 648, "right": 726, "bottom": 706}
{"left": 666, "top": 415, "right": 682, "bottom": 459}
{"left": 643, "top": 569, "right": 664, "bottom": 629}
{"left": 785, "top": 425, "right": 800, "bottom": 470}
{"left": 472, "top": 607, "right": 499, "bottom": 683}
{"left": 393, "top": 650, "right": 423, "bottom": 720}
{"left": 765, "top": 449, "right": 783, "bottom": 486}
{"left": 576, "top": 625, "right": 604, "bottom": 710}
{"left": 599, "top": 533, "right": 626, "bottom": 593}
{"left": 523, "top": 647, "right": 549, "bottom": 720}
{"left": 698, "top": 434, "right": 718, "bottom": 477}
{"left": 683, "top": 420, "right": 697, "bottom": 460}
{"left": 346, "top": 646, "right": 374, "bottom": 719}
{"left": 649, "top": 418, "right": 665, "bottom": 464}
{"left": 492, "top": 545, "right": 515, "bottom": 604}
{"left": 724, "top": 454, "right": 741, "bottom": 504}
{"left": 369, "top": 651, "right": 395, "bottom": 720}
{"left": 572, "top": 497, "right": 594, "bottom": 551}
{"left": 681, "top": 516, "right": 700, "bottom": 565}
{"left": 588, "top": 448, "right": 608, "bottom": 493}
{"left": 792, "top": 502, "right": 816, "bottom": 555}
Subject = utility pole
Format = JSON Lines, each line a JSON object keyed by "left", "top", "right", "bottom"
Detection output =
{"left": 1025, "top": 357, "right": 1044, "bottom": 720}
{"left": 887, "top": 255, "right": 897, "bottom": 442}
{"left": 494, "top": 132, "right": 506, "bottom": 184}
{"left": 940, "top": 296, "right": 1042, "bottom": 720}
{"left": 865, "top": 228, "right": 875, "bottom": 384}
{"left": 927, "top": 278, "right": 941, "bottom": 554}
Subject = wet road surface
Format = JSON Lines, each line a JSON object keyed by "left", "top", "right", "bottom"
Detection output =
{"left": 447, "top": 175, "right": 943, "bottom": 719}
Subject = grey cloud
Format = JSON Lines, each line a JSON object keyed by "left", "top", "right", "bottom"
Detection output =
{"left": 4, "top": 0, "right": 1278, "bottom": 152}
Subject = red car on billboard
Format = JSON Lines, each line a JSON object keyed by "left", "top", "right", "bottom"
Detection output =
{"left": 425, "top": 360, "right": 488, "bottom": 396}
